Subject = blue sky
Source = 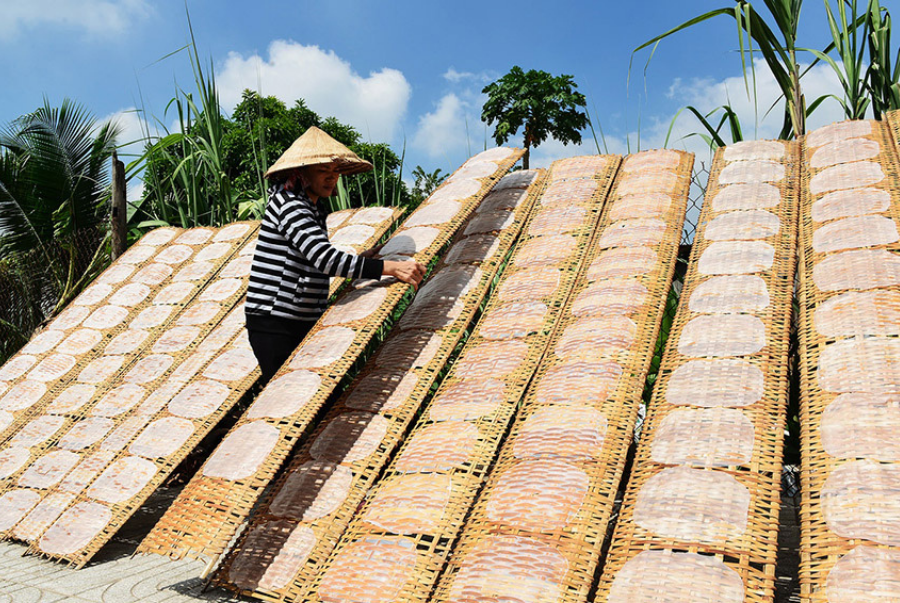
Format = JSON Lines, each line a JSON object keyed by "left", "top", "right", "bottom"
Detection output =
{"left": 1, "top": 0, "right": 850, "bottom": 197}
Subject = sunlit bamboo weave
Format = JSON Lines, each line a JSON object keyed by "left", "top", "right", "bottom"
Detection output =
{"left": 797, "top": 116, "right": 900, "bottom": 603}
{"left": 213, "top": 169, "right": 547, "bottom": 601}
{"left": 326, "top": 207, "right": 404, "bottom": 296}
{"left": 432, "top": 149, "right": 692, "bottom": 603}
{"left": 298, "top": 154, "right": 621, "bottom": 603}
{"left": 0, "top": 209, "right": 396, "bottom": 567}
{"left": 0, "top": 224, "right": 259, "bottom": 558}
{"left": 0, "top": 225, "right": 194, "bottom": 444}
{"left": 0, "top": 223, "right": 256, "bottom": 492}
{"left": 137, "top": 148, "right": 525, "bottom": 563}
{"left": 595, "top": 140, "right": 799, "bottom": 603}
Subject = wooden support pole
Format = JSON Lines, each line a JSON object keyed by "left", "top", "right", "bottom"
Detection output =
{"left": 110, "top": 151, "right": 126, "bottom": 260}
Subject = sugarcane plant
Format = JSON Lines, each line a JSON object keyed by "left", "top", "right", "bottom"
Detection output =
{"left": 641, "top": 0, "right": 898, "bottom": 149}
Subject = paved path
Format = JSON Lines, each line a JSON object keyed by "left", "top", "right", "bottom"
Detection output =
{"left": 0, "top": 487, "right": 249, "bottom": 603}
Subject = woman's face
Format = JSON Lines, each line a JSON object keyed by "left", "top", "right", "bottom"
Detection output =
{"left": 299, "top": 164, "right": 341, "bottom": 200}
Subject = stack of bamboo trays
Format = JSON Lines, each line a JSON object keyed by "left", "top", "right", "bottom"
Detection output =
{"left": 213, "top": 169, "right": 547, "bottom": 601}
{"left": 298, "top": 155, "right": 621, "bottom": 603}
{"left": 432, "top": 149, "right": 692, "bottom": 603}
{"left": 138, "top": 148, "right": 525, "bottom": 562}
{"left": 0, "top": 209, "right": 398, "bottom": 567}
{"left": 798, "top": 116, "right": 900, "bottom": 602}
{"left": 0, "top": 224, "right": 257, "bottom": 545}
{"left": 0, "top": 225, "right": 220, "bottom": 444}
{"left": 594, "top": 139, "right": 799, "bottom": 603}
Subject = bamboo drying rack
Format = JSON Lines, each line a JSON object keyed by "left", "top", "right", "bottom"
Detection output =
{"left": 797, "top": 117, "right": 900, "bottom": 603}
{"left": 0, "top": 225, "right": 257, "bottom": 496}
{"left": 213, "top": 170, "right": 548, "bottom": 601}
{"left": 0, "top": 210, "right": 396, "bottom": 566}
{"left": 595, "top": 141, "right": 799, "bottom": 603}
{"left": 299, "top": 154, "right": 622, "bottom": 603}
{"left": 137, "top": 148, "right": 525, "bottom": 563}
{"left": 433, "top": 149, "right": 693, "bottom": 603}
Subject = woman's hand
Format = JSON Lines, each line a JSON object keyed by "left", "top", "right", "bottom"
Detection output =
{"left": 383, "top": 260, "right": 426, "bottom": 288}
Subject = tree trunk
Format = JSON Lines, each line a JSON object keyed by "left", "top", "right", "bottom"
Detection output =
{"left": 523, "top": 146, "right": 530, "bottom": 170}
{"left": 111, "top": 152, "right": 127, "bottom": 260}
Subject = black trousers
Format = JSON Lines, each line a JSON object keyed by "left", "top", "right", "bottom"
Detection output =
{"left": 246, "top": 314, "right": 315, "bottom": 385}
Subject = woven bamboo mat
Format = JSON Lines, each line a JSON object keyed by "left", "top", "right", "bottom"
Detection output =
{"left": 0, "top": 226, "right": 185, "bottom": 443}
{"left": 0, "top": 207, "right": 399, "bottom": 566}
{"left": 137, "top": 148, "right": 525, "bottom": 563}
{"left": 594, "top": 140, "right": 800, "bottom": 603}
{"left": 0, "top": 225, "right": 256, "bottom": 493}
{"left": 327, "top": 207, "right": 403, "bottom": 297}
{"left": 211, "top": 170, "right": 547, "bottom": 601}
{"left": 0, "top": 224, "right": 259, "bottom": 554}
{"left": 298, "top": 154, "right": 621, "bottom": 603}
{"left": 13, "top": 236, "right": 258, "bottom": 565}
{"left": 797, "top": 118, "right": 900, "bottom": 603}
{"left": 432, "top": 149, "right": 692, "bottom": 603}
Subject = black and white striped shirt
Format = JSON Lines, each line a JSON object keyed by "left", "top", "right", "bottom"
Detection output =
{"left": 245, "top": 184, "right": 383, "bottom": 323}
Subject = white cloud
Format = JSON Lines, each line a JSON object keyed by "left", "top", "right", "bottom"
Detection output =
{"left": 0, "top": 0, "right": 151, "bottom": 40}
{"left": 126, "top": 179, "right": 144, "bottom": 203}
{"left": 412, "top": 93, "right": 470, "bottom": 159}
{"left": 442, "top": 68, "right": 496, "bottom": 85}
{"left": 101, "top": 108, "right": 151, "bottom": 159}
{"left": 664, "top": 58, "right": 847, "bottom": 144}
{"left": 99, "top": 108, "right": 153, "bottom": 202}
{"left": 444, "top": 68, "right": 476, "bottom": 83}
{"left": 217, "top": 41, "right": 411, "bottom": 142}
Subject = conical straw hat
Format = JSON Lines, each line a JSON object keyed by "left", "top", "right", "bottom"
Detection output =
{"left": 265, "top": 126, "right": 373, "bottom": 178}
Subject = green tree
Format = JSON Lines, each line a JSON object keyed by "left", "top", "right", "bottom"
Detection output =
{"left": 140, "top": 88, "right": 412, "bottom": 226}
{"left": 0, "top": 98, "right": 119, "bottom": 360}
{"left": 481, "top": 66, "right": 588, "bottom": 169}
{"left": 410, "top": 166, "right": 447, "bottom": 206}
{"left": 223, "top": 92, "right": 322, "bottom": 197}
{"left": 0, "top": 98, "right": 119, "bottom": 310}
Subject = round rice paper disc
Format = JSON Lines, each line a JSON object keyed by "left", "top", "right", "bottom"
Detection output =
{"left": 174, "top": 228, "right": 214, "bottom": 245}
{"left": 269, "top": 461, "right": 353, "bottom": 522}
{"left": 550, "top": 156, "right": 610, "bottom": 180}
{"left": 722, "top": 140, "right": 785, "bottom": 162}
{"left": 806, "top": 119, "right": 872, "bottom": 148}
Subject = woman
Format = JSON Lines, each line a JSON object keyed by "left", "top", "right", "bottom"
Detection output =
{"left": 245, "top": 126, "right": 425, "bottom": 383}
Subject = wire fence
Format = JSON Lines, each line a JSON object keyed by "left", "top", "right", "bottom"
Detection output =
{"left": 637, "top": 163, "right": 707, "bottom": 411}
{"left": 0, "top": 227, "right": 108, "bottom": 365}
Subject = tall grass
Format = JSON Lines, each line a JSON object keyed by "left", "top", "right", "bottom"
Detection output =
{"left": 333, "top": 143, "right": 407, "bottom": 212}
{"left": 641, "top": 0, "right": 898, "bottom": 150}
{"left": 131, "top": 15, "right": 239, "bottom": 229}
{"left": 865, "top": 0, "right": 900, "bottom": 118}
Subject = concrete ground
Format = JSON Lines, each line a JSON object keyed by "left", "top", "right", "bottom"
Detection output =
{"left": 0, "top": 488, "right": 249, "bottom": 603}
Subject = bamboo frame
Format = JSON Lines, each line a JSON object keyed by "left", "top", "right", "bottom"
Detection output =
{"left": 0, "top": 225, "right": 258, "bottom": 550}
{"left": 137, "top": 148, "right": 525, "bottom": 563}
{"left": 0, "top": 226, "right": 184, "bottom": 442}
{"left": 212, "top": 169, "right": 547, "bottom": 601}
{"left": 327, "top": 207, "right": 404, "bottom": 297}
{"left": 298, "top": 154, "right": 622, "bottom": 603}
{"left": 798, "top": 117, "right": 900, "bottom": 603}
{"left": 0, "top": 225, "right": 256, "bottom": 491}
{"left": 0, "top": 210, "right": 398, "bottom": 566}
{"left": 595, "top": 140, "right": 799, "bottom": 603}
